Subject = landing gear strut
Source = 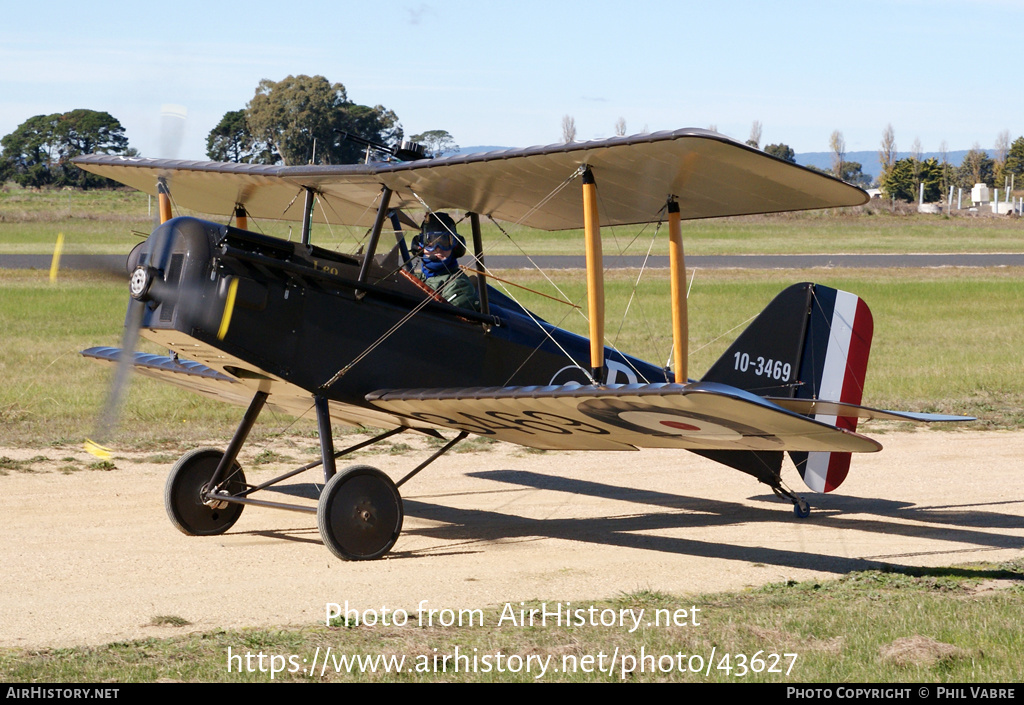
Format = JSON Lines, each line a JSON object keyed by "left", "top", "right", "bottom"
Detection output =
{"left": 162, "top": 391, "right": 465, "bottom": 559}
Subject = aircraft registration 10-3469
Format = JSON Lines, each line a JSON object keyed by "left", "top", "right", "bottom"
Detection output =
{"left": 73, "top": 128, "right": 971, "bottom": 560}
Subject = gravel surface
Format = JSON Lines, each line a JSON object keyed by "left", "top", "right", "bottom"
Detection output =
{"left": 1, "top": 430, "right": 1021, "bottom": 649}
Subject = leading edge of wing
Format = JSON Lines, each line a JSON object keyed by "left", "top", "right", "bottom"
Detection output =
{"left": 73, "top": 129, "right": 867, "bottom": 230}
{"left": 367, "top": 381, "right": 882, "bottom": 452}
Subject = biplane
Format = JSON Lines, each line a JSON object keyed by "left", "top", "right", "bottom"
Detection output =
{"left": 74, "top": 128, "right": 969, "bottom": 560}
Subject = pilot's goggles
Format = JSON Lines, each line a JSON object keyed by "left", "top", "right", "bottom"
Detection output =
{"left": 422, "top": 230, "right": 454, "bottom": 253}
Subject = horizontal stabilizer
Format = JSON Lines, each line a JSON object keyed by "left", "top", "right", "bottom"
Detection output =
{"left": 764, "top": 397, "right": 974, "bottom": 423}
{"left": 368, "top": 381, "right": 882, "bottom": 453}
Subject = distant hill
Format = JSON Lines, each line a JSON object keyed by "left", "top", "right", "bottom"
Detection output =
{"left": 795, "top": 150, "right": 981, "bottom": 182}
{"left": 455, "top": 145, "right": 987, "bottom": 184}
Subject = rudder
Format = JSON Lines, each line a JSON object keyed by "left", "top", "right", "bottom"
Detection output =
{"left": 788, "top": 286, "right": 873, "bottom": 493}
{"left": 701, "top": 283, "right": 873, "bottom": 493}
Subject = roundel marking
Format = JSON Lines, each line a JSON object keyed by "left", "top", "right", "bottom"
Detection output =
{"left": 616, "top": 411, "right": 743, "bottom": 441}
{"left": 576, "top": 399, "right": 784, "bottom": 447}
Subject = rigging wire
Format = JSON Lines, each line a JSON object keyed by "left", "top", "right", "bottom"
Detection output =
{"left": 610, "top": 217, "right": 664, "bottom": 375}
{"left": 485, "top": 215, "right": 580, "bottom": 315}
{"left": 315, "top": 190, "right": 378, "bottom": 253}
{"left": 319, "top": 291, "right": 440, "bottom": 390}
{"left": 407, "top": 183, "right": 599, "bottom": 385}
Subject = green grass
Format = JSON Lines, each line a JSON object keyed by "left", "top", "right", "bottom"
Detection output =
{"left": 2, "top": 562, "right": 1021, "bottom": 682}
{"left": 1, "top": 266, "right": 1019, "bottom": 447}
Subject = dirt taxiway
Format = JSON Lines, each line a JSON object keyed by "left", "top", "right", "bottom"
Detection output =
{"left": 1, "top": 429, "right": 1021, "bottom": 649}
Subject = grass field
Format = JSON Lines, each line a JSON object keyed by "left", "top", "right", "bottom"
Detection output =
{"left": 1, "top": 265, "right": 1018, "bottom": 448}
{"left": 2, "top": 564, "right": 1021, "bottom": 682}
{"left": 2, "top": 186, "right": 1022, "bottom": 683}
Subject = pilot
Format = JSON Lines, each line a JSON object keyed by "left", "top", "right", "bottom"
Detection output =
{"left": 412, "top": 212, "right": 481, "bottom": 312}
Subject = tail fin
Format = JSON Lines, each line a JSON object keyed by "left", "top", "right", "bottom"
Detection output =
{"left": 701, "top": 283, "right": 873, "bottom": 493}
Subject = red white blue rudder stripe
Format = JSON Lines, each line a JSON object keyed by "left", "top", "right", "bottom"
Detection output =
{"left": 789, "top": 287, "right": 873, "bottom": 492}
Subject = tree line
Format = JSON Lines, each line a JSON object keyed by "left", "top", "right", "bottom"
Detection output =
{"left": 876, "top": 125, "right": 1024, "bottom": 202}
{"left": 736, "top": 120, "right": 1024, "bottom": 202}
{"left": 4, "top": 88, "right": 1020, "bottom": 203}
{"left": 0, "top": 75, "right": 458, "bottom": 189}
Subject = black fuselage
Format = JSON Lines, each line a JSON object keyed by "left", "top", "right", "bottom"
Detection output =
{"left": 135, "top": 217, "right": 666, "bottom": 413}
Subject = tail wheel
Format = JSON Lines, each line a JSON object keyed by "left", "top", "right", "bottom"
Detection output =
{"left": 165, "top": 448, "right": 246, "bottom": 536}
{"left": 317, "top": 465, "right": 403, "bottom": 560}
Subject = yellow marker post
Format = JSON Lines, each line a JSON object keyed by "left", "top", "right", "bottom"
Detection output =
{"left": 582, "top": 168, "right": 606, "bottom": 384}
{"left": 49, "top": 232, "right": 64, "bottom": 282}
{"left": 667, "top": 200, "right": 688, "bottom": 383}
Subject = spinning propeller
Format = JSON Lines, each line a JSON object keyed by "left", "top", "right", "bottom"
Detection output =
{"left": 85, "top": 106, "right": 190, "bottom": 457}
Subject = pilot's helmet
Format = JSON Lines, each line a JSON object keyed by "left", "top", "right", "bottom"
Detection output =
{"left": 421, "top": 212, "right": 463, "bottom": 258}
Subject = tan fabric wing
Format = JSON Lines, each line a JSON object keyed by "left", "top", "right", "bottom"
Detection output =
{"left": 74, "top": 129, "right": 867, "bottom": 231}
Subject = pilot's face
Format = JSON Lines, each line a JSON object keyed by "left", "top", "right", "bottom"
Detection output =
{"left": 423, "top": 231, "right": 453, "bottom": 260}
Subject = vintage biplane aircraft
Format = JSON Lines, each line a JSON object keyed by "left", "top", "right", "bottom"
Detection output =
{"left": 74, "top": 128, "right": 969, "bottom": 560}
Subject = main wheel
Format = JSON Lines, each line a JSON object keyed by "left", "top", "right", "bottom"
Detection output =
{"left": 165, "top": 448, "right": 246, "bottom": 536}
{"left": 317, "top": 465, "right": 403, "bottom": 560}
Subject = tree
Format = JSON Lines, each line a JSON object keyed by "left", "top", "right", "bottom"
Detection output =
{"left": 746, "top": 120, "right": 762, "bottom": 149}
{"left": 1003, "top": 136, "right": 1024, "bottom": 184}
{"left": 0, "top": 113, "right": 61, "bottom": 187}
{"left": 957, "top": 144, "right": 994, "bottom": 188}
{"left": 56, "top": 110, "right": 130, "bottom": 187}
{"left": 910, "top": 137, "right": 923, "bottom": 197}
{"left": 206, "top": 110, "right": 261, "bottom": 162}
{"left": 937, "top": 141, "right": 954, "bottom": 200}
{"left": 0, "top": 110, "right": 130, "bottom": 188}
{"left": 839, "top": 161, "right": 870, "bottom": 188}
{"left": 878, "top": 123, "right": 896, "bottom": 182}
{"left": 244, "top": 75, "right": 401, "bottom": 165}
{"left": 764, "top": 143, "right": 795, "bottom": 163}
{"left": 880, "top": 157, "right": 942, "bottom": 202}
{"left": 410, "top": 129, "right": 458, "bottom": 158}
{"left": 994, "top": 129, "right": 1011, "bottom": 186}
{"left": 829, "top": 130, "right": 845, "bottom": 179}
{"left": 561, "top": 115, "right": 576, "bottom": 143}
{"left": 614, "top": 117, "right": 626, "bottom": 137}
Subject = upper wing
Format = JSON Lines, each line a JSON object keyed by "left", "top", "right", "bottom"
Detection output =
{"left": 366, "top": 381, "right": 882, "bottom": 453}
{"left": 73, "top": 129, "right": 867, "bottom": 231}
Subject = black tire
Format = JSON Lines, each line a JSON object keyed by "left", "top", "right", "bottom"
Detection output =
{"left": 165, "top": 448, "right": 246, "bottom": 536}
{"left": 317, "top": 465, "right": 403, "bottom": 560}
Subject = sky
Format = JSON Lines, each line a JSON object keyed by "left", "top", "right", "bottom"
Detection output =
{"left": 2, "top": 0, "right": 1022, "bottom": 162}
